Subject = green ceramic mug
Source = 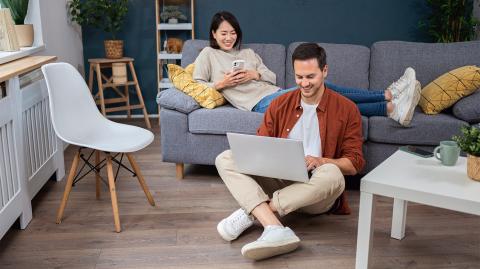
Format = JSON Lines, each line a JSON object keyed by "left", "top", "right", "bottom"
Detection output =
{"left": 433, "top": 141, "right": 460, "bottom": 166}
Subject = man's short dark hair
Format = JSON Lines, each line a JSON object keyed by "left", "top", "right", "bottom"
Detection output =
{"left": 292, "top": 43, "right": 327, "bottom": 69}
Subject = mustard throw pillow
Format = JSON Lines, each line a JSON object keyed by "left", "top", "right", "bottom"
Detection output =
{"left": 167, "top": 64, "right": 226, "bottom": 109}
{"left": 419, "top": 65, "right": 480, "bottom": 114}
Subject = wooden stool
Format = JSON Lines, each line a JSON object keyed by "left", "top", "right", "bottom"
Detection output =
{"left": 88, "top": 57, "right": 151, "bottom": 129}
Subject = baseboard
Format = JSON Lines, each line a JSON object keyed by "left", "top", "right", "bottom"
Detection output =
{"left": 106, "top": 114, "right": 159, "bottom": 119}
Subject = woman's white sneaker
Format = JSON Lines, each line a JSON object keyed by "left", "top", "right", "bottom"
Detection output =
{"left": 217, "top": 209, "right": 254, "bottom": 241}
{"left": 241, "top": 225, "right": 300, "bottom": 260}
{"left": 390, "top": 80, "right": 421, "bottom": 126}
{"left": 388, "top": 67, "right": 416, "bottom": 99}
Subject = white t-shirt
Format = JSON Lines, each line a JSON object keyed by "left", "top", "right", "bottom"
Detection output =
{"left": 287, "top": 100, "right": 322, "bottom": 157}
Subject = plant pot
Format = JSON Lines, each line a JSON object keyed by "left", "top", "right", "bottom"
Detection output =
{"left": 168, "top": 18, "right": 178, "bottom": 24}
{"left": 104, "top": 40, "right": 124, "bottom": 59}
{"left": 467, "top": 154, "right": 480, "bottom": 181}
{"left": 14, "top": 24, "right": 34, "bottom": 47}
{"left": 112, "top": 63, "right": 127, "bottom": 84}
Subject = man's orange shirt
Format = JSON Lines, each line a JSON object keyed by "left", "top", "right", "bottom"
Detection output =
{"left": 256, "top": 87, "right": 365, "bottom": 214}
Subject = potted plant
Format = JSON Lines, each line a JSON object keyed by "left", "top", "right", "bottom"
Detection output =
{"left": 0, "top": 0, "right": 33, "bottom": 47}
{"left": 160, "top": 6, "right": 187, "bottom": 24}
{"left": 419, "top": 0, "right": 479, "bottom": 42}
{"left": 68, "top": 0, "right": 128, "bottom": 59}
{"left": 453, "top": 125, "right": 480, "bottom": 181}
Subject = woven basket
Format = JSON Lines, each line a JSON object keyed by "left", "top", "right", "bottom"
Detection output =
{"left": 104, "top": 40, "right": 124, "bottom": 59}
{"left": 467, "top": 154, "right": 480, "bottom": 181}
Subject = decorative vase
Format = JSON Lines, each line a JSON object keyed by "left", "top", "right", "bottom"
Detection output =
{"left": 168, "top": 18, "right": 178, "bottom": 24}
{"left": 112, "top": 63, "right": 127, "bottom": 84}
{"left": 14, "top": 24, "right": 34, "bottom": 47}
{"left": 467, "top": 154, "right": 480, "bottom": 181}
{"left": 104, "top": 40, "right": 124, "bottom": 59}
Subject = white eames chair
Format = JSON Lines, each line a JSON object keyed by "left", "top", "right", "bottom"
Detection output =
{"left": 41, "top": 63, "right": 155, "bottom": 232}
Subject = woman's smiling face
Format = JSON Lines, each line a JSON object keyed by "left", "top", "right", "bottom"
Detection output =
{"left": 212, "top": 21, "right": 237, "bottom": 51}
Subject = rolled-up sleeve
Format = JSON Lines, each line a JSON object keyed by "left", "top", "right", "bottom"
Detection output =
{"left": 340, "top": 107, "right": 365, "bottom": 173}
{"left": 257, "top": 101, "right": 276, "bottom": 137}
{"left": 253, "top": 52, "right": 276, "bottom": 85}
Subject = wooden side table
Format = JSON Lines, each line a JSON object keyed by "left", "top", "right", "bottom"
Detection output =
{"left": 88, "top": 57, "right": 151, "bottom": 129}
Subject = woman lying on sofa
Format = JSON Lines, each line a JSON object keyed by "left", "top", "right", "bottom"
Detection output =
{"left": 193, "top": 11, "right": 421, "bottom": 127}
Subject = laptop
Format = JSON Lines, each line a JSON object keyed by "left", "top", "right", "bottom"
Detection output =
{"left": 226, "top": 132, "right": 309, "bottom": 182}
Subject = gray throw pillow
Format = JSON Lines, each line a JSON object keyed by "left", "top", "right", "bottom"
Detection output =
{"left": 156, "top": 88, "right": 200, "bottom": 114}
{"left": 452, "top": 89, "right": 480, "bottom": 123}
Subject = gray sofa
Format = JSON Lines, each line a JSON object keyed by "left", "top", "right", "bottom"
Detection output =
{"left": 157, "top": 40, "right": 480, "bottom": 178}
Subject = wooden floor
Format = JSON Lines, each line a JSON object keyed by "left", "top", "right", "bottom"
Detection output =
{"left": 0, "top": 119, "right": 479, "bottom": 269}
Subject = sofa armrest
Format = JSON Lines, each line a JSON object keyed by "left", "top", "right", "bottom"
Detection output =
{"left": 156, "top": 88, "right": 200, "bottom": 114}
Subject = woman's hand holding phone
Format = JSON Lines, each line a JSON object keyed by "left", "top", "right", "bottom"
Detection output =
{"left": 215, "top": 70, "right": 245, "bottom": 90}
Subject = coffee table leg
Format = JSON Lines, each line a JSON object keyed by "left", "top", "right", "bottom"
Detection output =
{"left": 355, "top": 192, "right": 376, "bottom": 269}
{"left": 391, "top": 198, "right": 408, "bottom": 240}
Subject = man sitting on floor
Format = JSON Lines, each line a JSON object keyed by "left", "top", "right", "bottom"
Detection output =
{"left": 215, "top": 43, "right": 365, "bottom": 260}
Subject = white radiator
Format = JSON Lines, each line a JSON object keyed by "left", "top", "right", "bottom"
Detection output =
{"left": 0, "top": 69, "right": 65, "bottom": 240}
{"left": 20, "top": 72, "right": 65, "bottom": 199}
{"left": 0, "top": 78, "right": 32, "bottom": 240}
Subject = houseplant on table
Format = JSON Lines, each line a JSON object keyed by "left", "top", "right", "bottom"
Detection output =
{"left": 453, "top": 125, "right": 480, "bottom": 181}
{"left": 160, "top": 5, "right": 187, "bottom": 24}
{"left": 0, "top": 0, "right": 33, "bottom": 47}
{"left": 68, "top": 0, "right": 129, "bottom": 59}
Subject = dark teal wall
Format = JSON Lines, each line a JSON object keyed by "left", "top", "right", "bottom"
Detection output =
{"left": 82, "top": 0, "right": 430, "bottom": 115}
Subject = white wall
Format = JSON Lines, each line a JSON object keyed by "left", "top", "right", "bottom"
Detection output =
{"left": 32, "top": 0, "right": 84, "bottom": 75}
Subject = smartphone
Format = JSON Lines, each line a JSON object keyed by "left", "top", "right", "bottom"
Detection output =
{"left": 231, "top": 60, "right": 245, "bottom": 72}
{"left": 399, "top": 145, "right": 433, "bottom": 158}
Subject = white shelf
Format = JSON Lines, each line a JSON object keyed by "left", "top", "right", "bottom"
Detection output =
{"left": 158, "top": 53, "right": 182, "bottom": 60}
{"left": 159, "top": 82, "right": 174, "bottom": 89}
{"left": 0, "top": 45, "right": 45, "bottom": 65}
{"left": 158, "top": 23, "right": 192, "bottom": 30}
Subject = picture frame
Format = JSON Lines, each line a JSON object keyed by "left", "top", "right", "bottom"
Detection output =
{"left": 0, "top": 8, "right": 20, "bottom": 51}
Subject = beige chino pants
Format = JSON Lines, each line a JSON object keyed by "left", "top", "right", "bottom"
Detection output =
{"left": 215, "top": 150, "right": 345, "bottom": 216}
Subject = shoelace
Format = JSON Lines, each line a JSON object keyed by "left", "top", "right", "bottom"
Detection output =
{"left": 392, "top": 80, "right": 412, "bottom": 100}
{"left": 229, "top": 212, "right": 251, "bottom": 232}
{"left": 390, "top": 73, "right": 412, "bottom": 99}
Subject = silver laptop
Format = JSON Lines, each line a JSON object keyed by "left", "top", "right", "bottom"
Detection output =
{"left": 226, "top": 132, "right": 309, "bottom": 182}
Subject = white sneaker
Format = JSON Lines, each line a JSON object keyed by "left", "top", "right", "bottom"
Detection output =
{"left": 390, "top": 80, "right": 421, "bottom": 127}
{"left": 241, "top": 225, "right": 301, "bottom": 260}
{"left": 388, "top": 67, "right": 416, "bottom": 99}
{"left": 217, "top": 209, "right": 254, "bottom": 241}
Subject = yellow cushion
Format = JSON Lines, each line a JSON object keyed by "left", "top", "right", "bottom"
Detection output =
{"left": 167, "top": 64, "right": 226, "bottom": 109}
{"left": 419, "top": 65, "right": 480, "bottom": 114}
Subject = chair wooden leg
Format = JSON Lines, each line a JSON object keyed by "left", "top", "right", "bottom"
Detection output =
{"left": 56, "top": 151, "right": 80, "bottom": 224}
{"left": 176, "top": 163, "right": 184, "bottom": 180}
{"left": 95, "top": 150, "right": 101, "bottom": 200}
{"left": 126, "top": 153, "right": 155, "bottom": 206}
{"left": 106, "top": 155, "right": 121, "bottom": 233}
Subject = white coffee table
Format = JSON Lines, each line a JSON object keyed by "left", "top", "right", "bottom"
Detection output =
{"left": 355, "top": 150, "right": 480, "bottom": 269}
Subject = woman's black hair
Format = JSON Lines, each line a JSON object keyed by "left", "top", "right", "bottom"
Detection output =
{"left": 209, "top": 11, "right": 242, "bottom": 49}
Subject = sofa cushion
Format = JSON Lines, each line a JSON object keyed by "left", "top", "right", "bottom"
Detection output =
{"left": 157, "top": 88, "right": 200, "bottom": 114}
{"left": 368, "top": 108, "right": 467, "bottom": 145}
{"left": 419, "top": 65, "right": 480, "bottom": 114}
{"left": 168, "top": 64, "right": 226, "bottom": 109}
{"left": 189, "top": 105, "right": 369, "bottom": 141}
{"left": 370, "top": 41, "right": 480, "bottom": 90}
{"left": 453, "top": 90, "right": 480, "bottom": 123}
{"left": 286, "top": 42, "right": 370, "bottom": 89}
{"left": 181, "top": 40, "right": 286, "bottom": 88}
{"left": 189, "top": 105, "right": 264, "bottom": 135}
